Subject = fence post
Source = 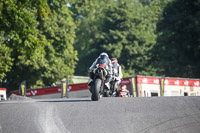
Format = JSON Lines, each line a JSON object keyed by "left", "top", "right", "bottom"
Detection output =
{"left": 131, "top": 75, "right": 138, "bottom": 97}
{"left": 19, "top": 80, "right": 26, "bottom": 97}
{"left": 61, "top": 79, "right": 68, "bottom": 98}
{"left": 160, "top": 75, "right": 165, "bottom": 96}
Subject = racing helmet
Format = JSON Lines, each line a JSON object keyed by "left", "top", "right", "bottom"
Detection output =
{"left": 100, "top": 52, "right": 109, "bottom": 58}
{"left": 111, "top": 58, "right": 118, "bottom": 63}
{"left": 121, "top": 85, "right": 127, "bottom": 91}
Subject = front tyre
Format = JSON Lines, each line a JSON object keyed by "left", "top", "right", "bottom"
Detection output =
{"left": 91, "top": 78, "right": 102, "bottom": 101}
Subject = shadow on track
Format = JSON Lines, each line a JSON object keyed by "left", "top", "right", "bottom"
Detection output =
{"left": 37, "top": 99, "right": 92, "bottom": 103}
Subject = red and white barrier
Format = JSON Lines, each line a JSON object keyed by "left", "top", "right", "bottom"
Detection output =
{"left": 11, "top": 76, "right": 200, "bottom": 98}
{"left": 12, "top": 83, "right": 90, "bottom": 98}
{"left": 0, "top": 88, "right": 7, "bottom": 100}
{"left": 133, "top": 76, "right": 200, "bottom": 97}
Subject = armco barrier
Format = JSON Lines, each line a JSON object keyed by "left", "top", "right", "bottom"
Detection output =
{"left": 11, "top": 76, "right": 200, "bottom": 98}
{"left": 11, "top": 83, "right": 90, "bottom": 98}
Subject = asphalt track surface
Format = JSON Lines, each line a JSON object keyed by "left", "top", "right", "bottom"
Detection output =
{"left": 0, "top": 96, "right": 200, "bottom": 133}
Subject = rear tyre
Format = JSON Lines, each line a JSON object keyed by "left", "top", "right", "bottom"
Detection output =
{"left": 91, "top": 78, "right": 101, "bottom": 101}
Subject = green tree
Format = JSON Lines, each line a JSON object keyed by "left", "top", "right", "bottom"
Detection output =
{"left": 71, "top": 0, "right": 111, "bottom": 75}
{"left": 1, "top": 0, "right": 78, "bottom": 91}
{"left": 0, "top": 32, "right": 13, "bottom": 82}
{"left": 0, "top": 0, "right": 50, "bottom": 90}
{"left": 139, "top": 0, "right": 153, "bottom": 5}
{"left": 151, "top": 0, "right": 200, "bottom": 78}
{"left": 39, "top": 0, "right": 78, "bottom": 86}
{"left": 104, "top": 1, "right": 158, "bottom": 76}
{"left": 73, "top": 0, "right": 158, "bottom": 77}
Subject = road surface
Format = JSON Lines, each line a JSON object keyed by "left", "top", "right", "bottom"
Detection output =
{"left": 0, "top": 96, "right": 200, "bottom": 133}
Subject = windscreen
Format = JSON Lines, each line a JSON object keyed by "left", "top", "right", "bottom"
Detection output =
{"left": 97, "top": 55, "right": 108, "bottom": 66}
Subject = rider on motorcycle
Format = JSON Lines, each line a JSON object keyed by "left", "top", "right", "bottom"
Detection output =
{"left": 118, "top": 85, "right": 130, "bottom": 97}
{"left": 111, "top": 58, "right": 123, "bottom": 91}
{"left": 88, "top": 52, "right": 113, "bottom": 90}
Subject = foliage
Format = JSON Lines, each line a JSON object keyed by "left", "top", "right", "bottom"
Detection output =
{"left": 74, "top": 0, "right": 200, "bottom": 79}
{"left": 151, "top": 0, "right": 200, "bottom": 78}
{"left": 1, "top": 0, "right": 200, "bottom": 91}
{"left": 71, "top": 0, "right": 112, "bottom": 75}
{"left": 0, "top": 0, "right": 77, "bottom": 90}
{"left": 0, "top": 0, "right": 50, "bottom": 90}
{"left": 0, "top": 32, "right": 13, "bottom": 82}
{"left": 39, "top": 0, "right": 78, "bottom": 86}
{"left": 139, "top": 0, "right": 153, "bottom": 5}
{"left": 101, "top": 1, "right": 158, "bottom": 76}
{"left": 73, "top": 0, "right": 157, "bottom": 77}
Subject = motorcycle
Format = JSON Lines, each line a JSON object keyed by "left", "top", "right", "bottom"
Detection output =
{"left": 115, "top": 85, "right": 130, "bottom": 97}
{"left": 90, "top": 63, "right": 110, "bottom": 101}
{"left": 118, "top": 90, "right": 130, "bottom": 97}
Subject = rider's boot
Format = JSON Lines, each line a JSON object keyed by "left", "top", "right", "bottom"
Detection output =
{"left": 88, "top": 78, "right": 93, "bottom": 93}
{"left": 105, "top": 82, "right": 110, "bottom": 90}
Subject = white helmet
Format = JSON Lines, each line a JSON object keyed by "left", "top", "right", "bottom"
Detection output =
{"left": 100, "top": 52, "right": 109, "bottom": 58}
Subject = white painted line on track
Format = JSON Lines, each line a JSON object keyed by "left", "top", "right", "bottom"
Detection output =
{"left": 0, "top": 124, "right": 2, "bottom": 133}
{"left": 38, "top": 105, "right": 70, "bottom": 133}
{"left": 0, "top": 100, "right": 35, "bottom": 104}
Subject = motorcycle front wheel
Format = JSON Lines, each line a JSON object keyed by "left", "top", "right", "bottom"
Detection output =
{"left": 91, "top": 78, "right": 101, "bottom": 101}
